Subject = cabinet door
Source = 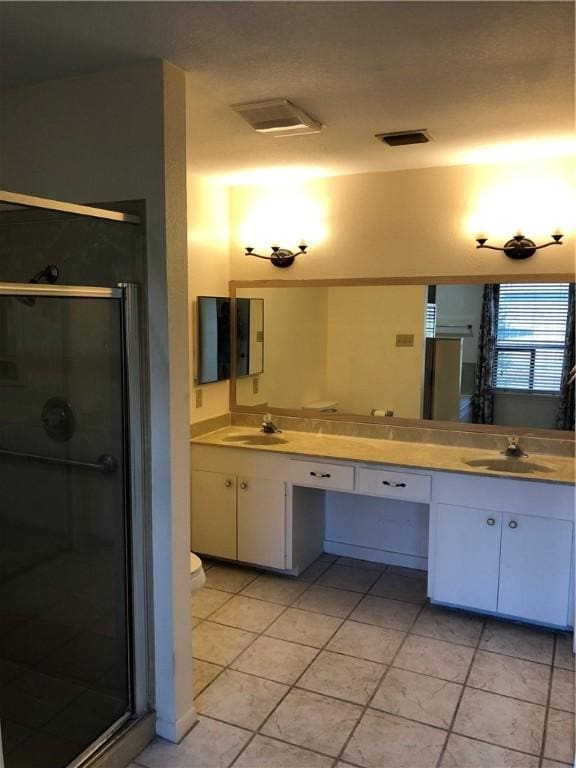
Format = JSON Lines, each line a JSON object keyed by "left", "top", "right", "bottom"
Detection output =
{"left": 499, "top": 513, "right": 573, "bottom": 627}
{"left": 431, "top": 504, "right": 500, "bottom": 612}
{"left": 237, "top": 476, "right": 286, "bottom": 569}
{"left": 191, "top": 470, "right": 237, "bottom": 559}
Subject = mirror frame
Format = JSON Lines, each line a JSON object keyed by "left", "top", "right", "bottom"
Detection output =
{"left": 229, "top": 273, "right": 576, "bottom": 438}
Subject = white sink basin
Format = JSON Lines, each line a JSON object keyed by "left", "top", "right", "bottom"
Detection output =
{"left": 223, "top": 434, "right": 288, "bottom": 446}
{"left": 463, "top": 457, "right": 553, "bottom": 474}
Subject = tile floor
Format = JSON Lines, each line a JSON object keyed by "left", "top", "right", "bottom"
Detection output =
{"left": 135, "top": 555, "right": 575, "bottom": 768}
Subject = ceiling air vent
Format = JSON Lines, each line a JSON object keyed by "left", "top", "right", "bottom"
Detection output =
{"left": 375, "top": 129, "right": 431, "bottom": 146}
{"left": 231, "top": 99, "right": 323, "bottom": 137}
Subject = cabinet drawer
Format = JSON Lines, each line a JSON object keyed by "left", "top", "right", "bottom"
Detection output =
{"left": 288, "top": 459, "right": 354, "bottom": 491}
{"left": 356, "top": 467, "right": 431, "bottom": 502}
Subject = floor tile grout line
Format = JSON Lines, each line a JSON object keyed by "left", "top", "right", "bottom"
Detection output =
{"left": 464, "top": 644, "right": 557, "bottom": 669}
{"left": 434, "top": 614, "right": 487, "bottom": 768}
{"left": 195, "top": 559, "right": 333, "bottom": 657}
{"left": 330, "top": 593, "right": 430, "bottom": 766}
{"left": 226, "top": 561, "right": 399, "bottom": 763}
{"left": 445, "top": 679, "right": 553, "bottom": 709}
{"left": 205, "top": 610, "right": 422, "bottom": 649}
{"left": 225, "top": 566, "right": 354, "bottom": 767}
{"left": 204, "top": 567, "right": 427, "bottom": 615}
{"left": 200, "top": 709, "right": 360, "bottom": 767}
{"left": 195, "top": 556, "right": 337, "bottom": 766}
{"left": 191, "top": 560, "right": 570, "bottom": 767}
{"left": 436, "top": 728, "right": 559, "bottom": 762}
{"left": 195, "top": 560, "right": 485, "bottom": 763}
{"left": 538, "top": 633, "right": 557, "bottom": 767}
{"left": 198, "top": 648, "right": 555, "bottom": 742}
{"left": 191, "top": 587, "right": 236, "bottom": 621}
{"left": 227, "top": 729, "right": 258, "bottom": 768}
{"left": 437, "top": 623, "right": 562, "bottom": 765}
{"left": 248, "top": 571, "right": 374, "bottom": 745}
{"left": 408, "top": 627, "right": 552, "bottom": 655}
{"left": 196, "top": 580, "right": 315, "bottom": 768}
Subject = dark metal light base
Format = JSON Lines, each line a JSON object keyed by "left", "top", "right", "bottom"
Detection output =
{"left": 476, "top": 233, "right": 563, "bottom": 259}
{"left": 270, "top": 250, "right": 296, "bottom": 268}
{"left": 503, "top": 237, "right": 537, "bottom": 260}
{"left": 245, "top": 245, "right": 307, "bottom": 268}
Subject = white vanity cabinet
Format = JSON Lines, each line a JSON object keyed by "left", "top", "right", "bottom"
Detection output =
{"left": 429, "top": 473, "right": 574, "bottom": 628}
{"left": 498, "top": 512, "right": 573, "bottom": 626}
{"left": 191, "top": 439, "right": 574, "bottom": 629}
{"left": 190, "top": 469, "right": 286, "bottom": 568}
{"left": 190, "top": 445, "right": 326, "bottom": 572}
{"left": 237, "top": 476, "right": 286, "bottom": 569}
{"left": 191, "top": 469, "right": 237, "bottom": 560}
{"left": 432, "top": 504, "right": 501, "bottom": 613}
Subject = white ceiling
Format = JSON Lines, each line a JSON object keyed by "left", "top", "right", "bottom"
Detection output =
{"left": 1, "top": 1, "right": 574, "bottom": 182}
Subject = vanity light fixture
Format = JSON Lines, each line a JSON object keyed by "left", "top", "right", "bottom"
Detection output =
{"left": 245, "top": 245, "right": 308, "bottom": 268}
{"left": 475, "top": 234, "right": 564, "bottom": 260}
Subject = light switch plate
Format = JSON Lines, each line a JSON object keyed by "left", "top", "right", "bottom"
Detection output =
{"left": 396, "top": 334, "right": 415, "bottom": 347}
{"left": 252, "top": 377, "right": 259, "bottom": 394}
{"left": 195, "top": 389, "right": 203, "bottom": 408}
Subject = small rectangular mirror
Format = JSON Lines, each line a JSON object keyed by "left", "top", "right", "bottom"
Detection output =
{"left": 197, "top": 296, "right": 231, "bottom": 384}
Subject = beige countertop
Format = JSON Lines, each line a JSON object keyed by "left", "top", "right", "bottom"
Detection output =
{"left": 191, "top": 425, "right": 575, "bottom": 485}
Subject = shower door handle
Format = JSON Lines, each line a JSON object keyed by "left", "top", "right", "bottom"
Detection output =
{"left": 0, "top": 448, "right": 117, "bottom": 474}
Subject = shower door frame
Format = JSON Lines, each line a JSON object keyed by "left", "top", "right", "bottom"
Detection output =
{"left": 0, "top": 280, "right": 151, "bottom": 768}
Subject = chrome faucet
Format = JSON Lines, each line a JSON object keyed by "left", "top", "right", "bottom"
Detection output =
{"left": 503, "top": 436, "right": 527, "bottom": 458}
{"left": 261, "top": 414, "right": 281, "bottom": 434}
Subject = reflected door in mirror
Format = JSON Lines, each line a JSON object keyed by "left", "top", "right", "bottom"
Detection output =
{"left": 197, "top": 296, "right": 231, "bottom": 384}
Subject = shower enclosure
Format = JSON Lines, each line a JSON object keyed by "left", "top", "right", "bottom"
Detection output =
{"left": 0, "top": 194, "right": 149, "bottom": 768}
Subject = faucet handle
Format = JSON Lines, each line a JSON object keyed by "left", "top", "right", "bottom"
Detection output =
{"left": 261, "top": 413, "right": 280, "bottom": 433}
{"left": 507, "top": 435, "right": 519, "bottom": 446}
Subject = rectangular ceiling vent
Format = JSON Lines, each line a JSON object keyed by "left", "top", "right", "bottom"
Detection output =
{"left": 375, "top": 129, "right": 431, "bottom": 146}
{"left": 231, "top": 99, "right": 323, "bottom": 137}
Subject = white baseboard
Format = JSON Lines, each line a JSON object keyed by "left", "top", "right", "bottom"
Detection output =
{"left": 323, "top": 540, "right": 428, "bottom": 571}
{"left": 155, "top": 705, "right": 198, "bottom": 743}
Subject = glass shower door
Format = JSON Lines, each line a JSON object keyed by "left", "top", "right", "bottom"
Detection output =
{"left": 0, "top": 284, "right": 132, "bottom": 768}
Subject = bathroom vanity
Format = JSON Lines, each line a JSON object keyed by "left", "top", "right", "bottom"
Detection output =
{"left": 190, "top": 424, "right": 575, "bottom": 630}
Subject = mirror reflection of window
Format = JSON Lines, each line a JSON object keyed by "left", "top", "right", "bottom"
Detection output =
{"left": 494, "top": 283, "right": 569, "bottom": 392}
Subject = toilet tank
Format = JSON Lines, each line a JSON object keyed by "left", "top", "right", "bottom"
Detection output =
{"left": 302, "top": 400, "right": 338, "bottom": 413}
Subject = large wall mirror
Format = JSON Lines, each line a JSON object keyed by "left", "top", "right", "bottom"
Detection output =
{"left": 232, "top": 280, "right": 575, "bottom": 433}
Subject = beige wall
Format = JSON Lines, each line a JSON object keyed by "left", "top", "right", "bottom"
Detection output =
{"left": 325, "top": 286, "right": 426, "bottom": 417}
{"left": 235, "top": 285, "right": 425, "bottom": 417}
{"left": 229, "top": 156, "right": 575, "bottom": 281}
{"left": 187, "top": 174, "right": 230, "bottom": 422}
{"left": 236, "top": 287, "right": 328, "bottom": 409}
{"left": 436, "top": 283, "right": 484, "bottom": 365}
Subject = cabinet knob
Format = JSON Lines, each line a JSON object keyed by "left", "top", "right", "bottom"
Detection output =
{"left": 486, "top": 518, "right": 496, "bottom": 526}
{"left": 224, "top": 480, "right": 232, "bottom": 488}
{"left": 508, "top": 520, "right": 518, "bottom": 529}
{"left": 240, "top": 482, "right": 248, "bottom": 490}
